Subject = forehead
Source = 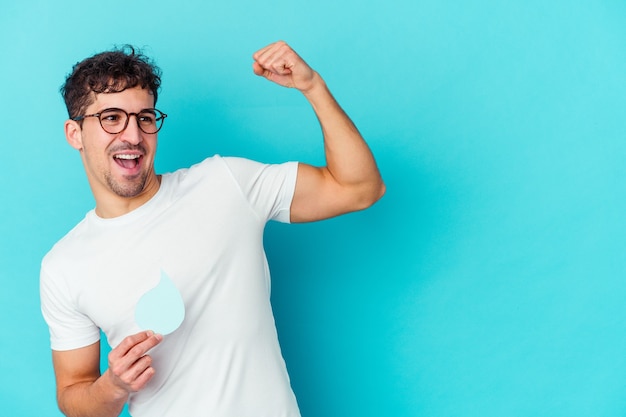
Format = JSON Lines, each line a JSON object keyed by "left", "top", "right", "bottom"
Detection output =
{"left": 88, "top": 86, "right": 155, "bottom": 112}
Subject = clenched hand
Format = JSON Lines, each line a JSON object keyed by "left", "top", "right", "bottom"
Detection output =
{"left": 252, "top": 41, "right": 318, "bottom": 93}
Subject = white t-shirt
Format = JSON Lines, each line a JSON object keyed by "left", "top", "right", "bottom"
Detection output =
{"left": 40, "top": 155, "right": 301, "bottom": 417}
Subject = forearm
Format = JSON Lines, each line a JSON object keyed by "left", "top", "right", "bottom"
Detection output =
{"left": 302, "top": 73, "right": 385, "bottom": 202}
{"left": 58, "top": 371, "right": 127, "bottom": 417}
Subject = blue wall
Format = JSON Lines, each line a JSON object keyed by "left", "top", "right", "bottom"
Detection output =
{"left": 1, "top": 0, "right": 625, "bottom": 416}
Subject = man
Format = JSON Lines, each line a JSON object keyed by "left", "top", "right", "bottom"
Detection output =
{"left": 41, "top": 40, "right": 384, "bottom": 417}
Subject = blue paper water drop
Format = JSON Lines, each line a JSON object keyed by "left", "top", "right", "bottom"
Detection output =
{"left": 135, "top": 270, "right": 185, "bottom": 335}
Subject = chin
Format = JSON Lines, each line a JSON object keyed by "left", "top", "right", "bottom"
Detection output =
{"left": 107, "top": 174, "right": 149, "bottom": 198}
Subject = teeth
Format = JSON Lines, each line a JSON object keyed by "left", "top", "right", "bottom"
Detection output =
{"left": 115, "top": 154, "right": 140, "bottom": 160}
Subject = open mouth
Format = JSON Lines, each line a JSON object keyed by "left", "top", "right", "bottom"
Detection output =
{"left": 113, "top": 153, "right": 142, "bottom": 170}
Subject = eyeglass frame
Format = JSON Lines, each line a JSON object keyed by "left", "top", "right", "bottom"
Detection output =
{"left": 71, "top": 107, "right": 168, "bottom": 134}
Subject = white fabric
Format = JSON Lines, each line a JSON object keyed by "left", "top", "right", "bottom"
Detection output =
{"left": 40, "top": 155, "right": 300, "bottom": 417}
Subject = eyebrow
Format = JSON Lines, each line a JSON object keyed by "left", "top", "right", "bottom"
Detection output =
{"left": 96, "top": 107, "right": 157, "bottom": 114}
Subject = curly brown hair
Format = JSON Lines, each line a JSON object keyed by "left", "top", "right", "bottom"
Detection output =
{"left": 61, "top": 45, "right": 162, "bottom": 119}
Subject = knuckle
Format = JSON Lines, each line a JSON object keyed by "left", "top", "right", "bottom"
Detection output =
{"left": 129, "top": 345, "right": 145, "bottom": 357}
{"left": 122, "top": 334, "right": 138, "bottom": 346}
{"left": 109, "top": 363, "right": 124, "bottom": 377}
{"left": 119, "top": 372, "right": 133, "bottom": 385}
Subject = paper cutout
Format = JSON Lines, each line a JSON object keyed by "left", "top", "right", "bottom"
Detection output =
{"left": 135, "top": 270, "right": 185, "bottom": 335}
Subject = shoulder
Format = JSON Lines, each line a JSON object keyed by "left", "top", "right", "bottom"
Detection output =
{"left": 162, "top": 155, "right": 232, "bottom": 184}
{"left": 41, "top": 214, "right": 91, "bottom": 272}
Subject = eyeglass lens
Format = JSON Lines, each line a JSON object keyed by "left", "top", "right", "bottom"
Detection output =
{"left": 99, "top": 109, "right": 165, "bottom": 134}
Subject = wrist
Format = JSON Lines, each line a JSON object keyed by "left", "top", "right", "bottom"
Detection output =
{"left": 101, "top": 369, "right": 131, "bottom": 402}
{"left": 300, "top": 72, "right": 326, "bottom": 96}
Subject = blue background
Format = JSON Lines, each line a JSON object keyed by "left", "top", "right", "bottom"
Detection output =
{"left": 1, "top": 0, "right": 625, "bottom": 416}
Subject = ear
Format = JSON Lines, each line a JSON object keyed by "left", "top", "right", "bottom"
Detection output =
{"left": 65, "top": 119, "right": 83, "bottom": 150}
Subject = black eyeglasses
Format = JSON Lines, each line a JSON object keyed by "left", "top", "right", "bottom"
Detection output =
{"left": 72, "top": 108, "right": 167, "bottom": 134}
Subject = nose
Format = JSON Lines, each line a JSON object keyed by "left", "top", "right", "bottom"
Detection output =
{"left": 118, "top": 114, "right": 144, "bottom": 145}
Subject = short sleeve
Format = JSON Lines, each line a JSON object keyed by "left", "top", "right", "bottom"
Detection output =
{"left": 40, "top": 260, "right": 100, "bottom": 351}
{"left": 220, "top": 157, "right": 298, "bottom": 223}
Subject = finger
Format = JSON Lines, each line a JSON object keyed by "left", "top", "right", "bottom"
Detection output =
{"left": 110, "top": 331, "right": 153, "bottom": 360}
{"left": 252, "top": 45, "right": 272, "bottom": 62}
{"left": 252, "top": 62, "right": 287, "bottom": 84}
{"left": 267, "top": 50, "right": 296, "bottom": 75}
{"left": 113, "top": 355, "right": 155, "bottom": 393}
{"left": 252, "top": 40, "right": 285, "bottom": 62}
{"left": 128, "top": 364, "right": 156, "bottom": 392}
{"left": 252, "top": 60, "right": 288, "bottom": 87}
{"left": 110, "top": 331, "right": 162, "bottom": 369}
{"left": 121, "top": 354, "right": 154, "bottom": 385}
{"left": 126, "top": 333, "right": 162, "bottom": 362}
{"left": 254, "top": 41, "right": 296, "bottom": 75}
{"left": 252, "top": 41, "right": 315, "bottom": 90}
{"left": 252, "top": 61, "right": 265, "bottom": 76}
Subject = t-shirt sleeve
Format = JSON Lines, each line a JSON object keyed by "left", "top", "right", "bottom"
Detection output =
{"left": 40, "top": 259, "right": 101, "bottom": 351}
{"left": 220, "top": 157, "right": 298, "bottom": 223}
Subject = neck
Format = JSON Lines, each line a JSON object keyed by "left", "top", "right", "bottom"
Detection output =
{"left": 94, "top": 174, "right": 162, "bottom": 219}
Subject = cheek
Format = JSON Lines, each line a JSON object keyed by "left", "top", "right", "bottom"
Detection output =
{"left": 81, "top": 138, "right": 111, "bottom": 169}
{"left": 145, "top": 137, "right": 159, "bottom": 156}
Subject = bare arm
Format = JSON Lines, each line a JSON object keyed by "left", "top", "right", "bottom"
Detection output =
{"left": 252, "top": 41, "right": 385, "bottom": 223}
{"left": 52, "top": 331, "right": 162, "bottom": 417}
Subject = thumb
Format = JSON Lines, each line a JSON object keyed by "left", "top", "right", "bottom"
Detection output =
{"left": 252, "top": 61, "right": 290, "bottom": 87}
{"left": 252, "top": 62, "right": 266, "bottom": 77}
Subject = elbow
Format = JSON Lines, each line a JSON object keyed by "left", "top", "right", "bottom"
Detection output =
{"left": 57, "top": 389, "right": 71, "bottom": 417}
{"left": 355, "top": 179, "right": 386, "bottom": 211}
{"left": 371, "top": 180, "right": 386, "bottom": 205}
{"left": 372, "top": 180, "right": 386, "bottom": 205}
